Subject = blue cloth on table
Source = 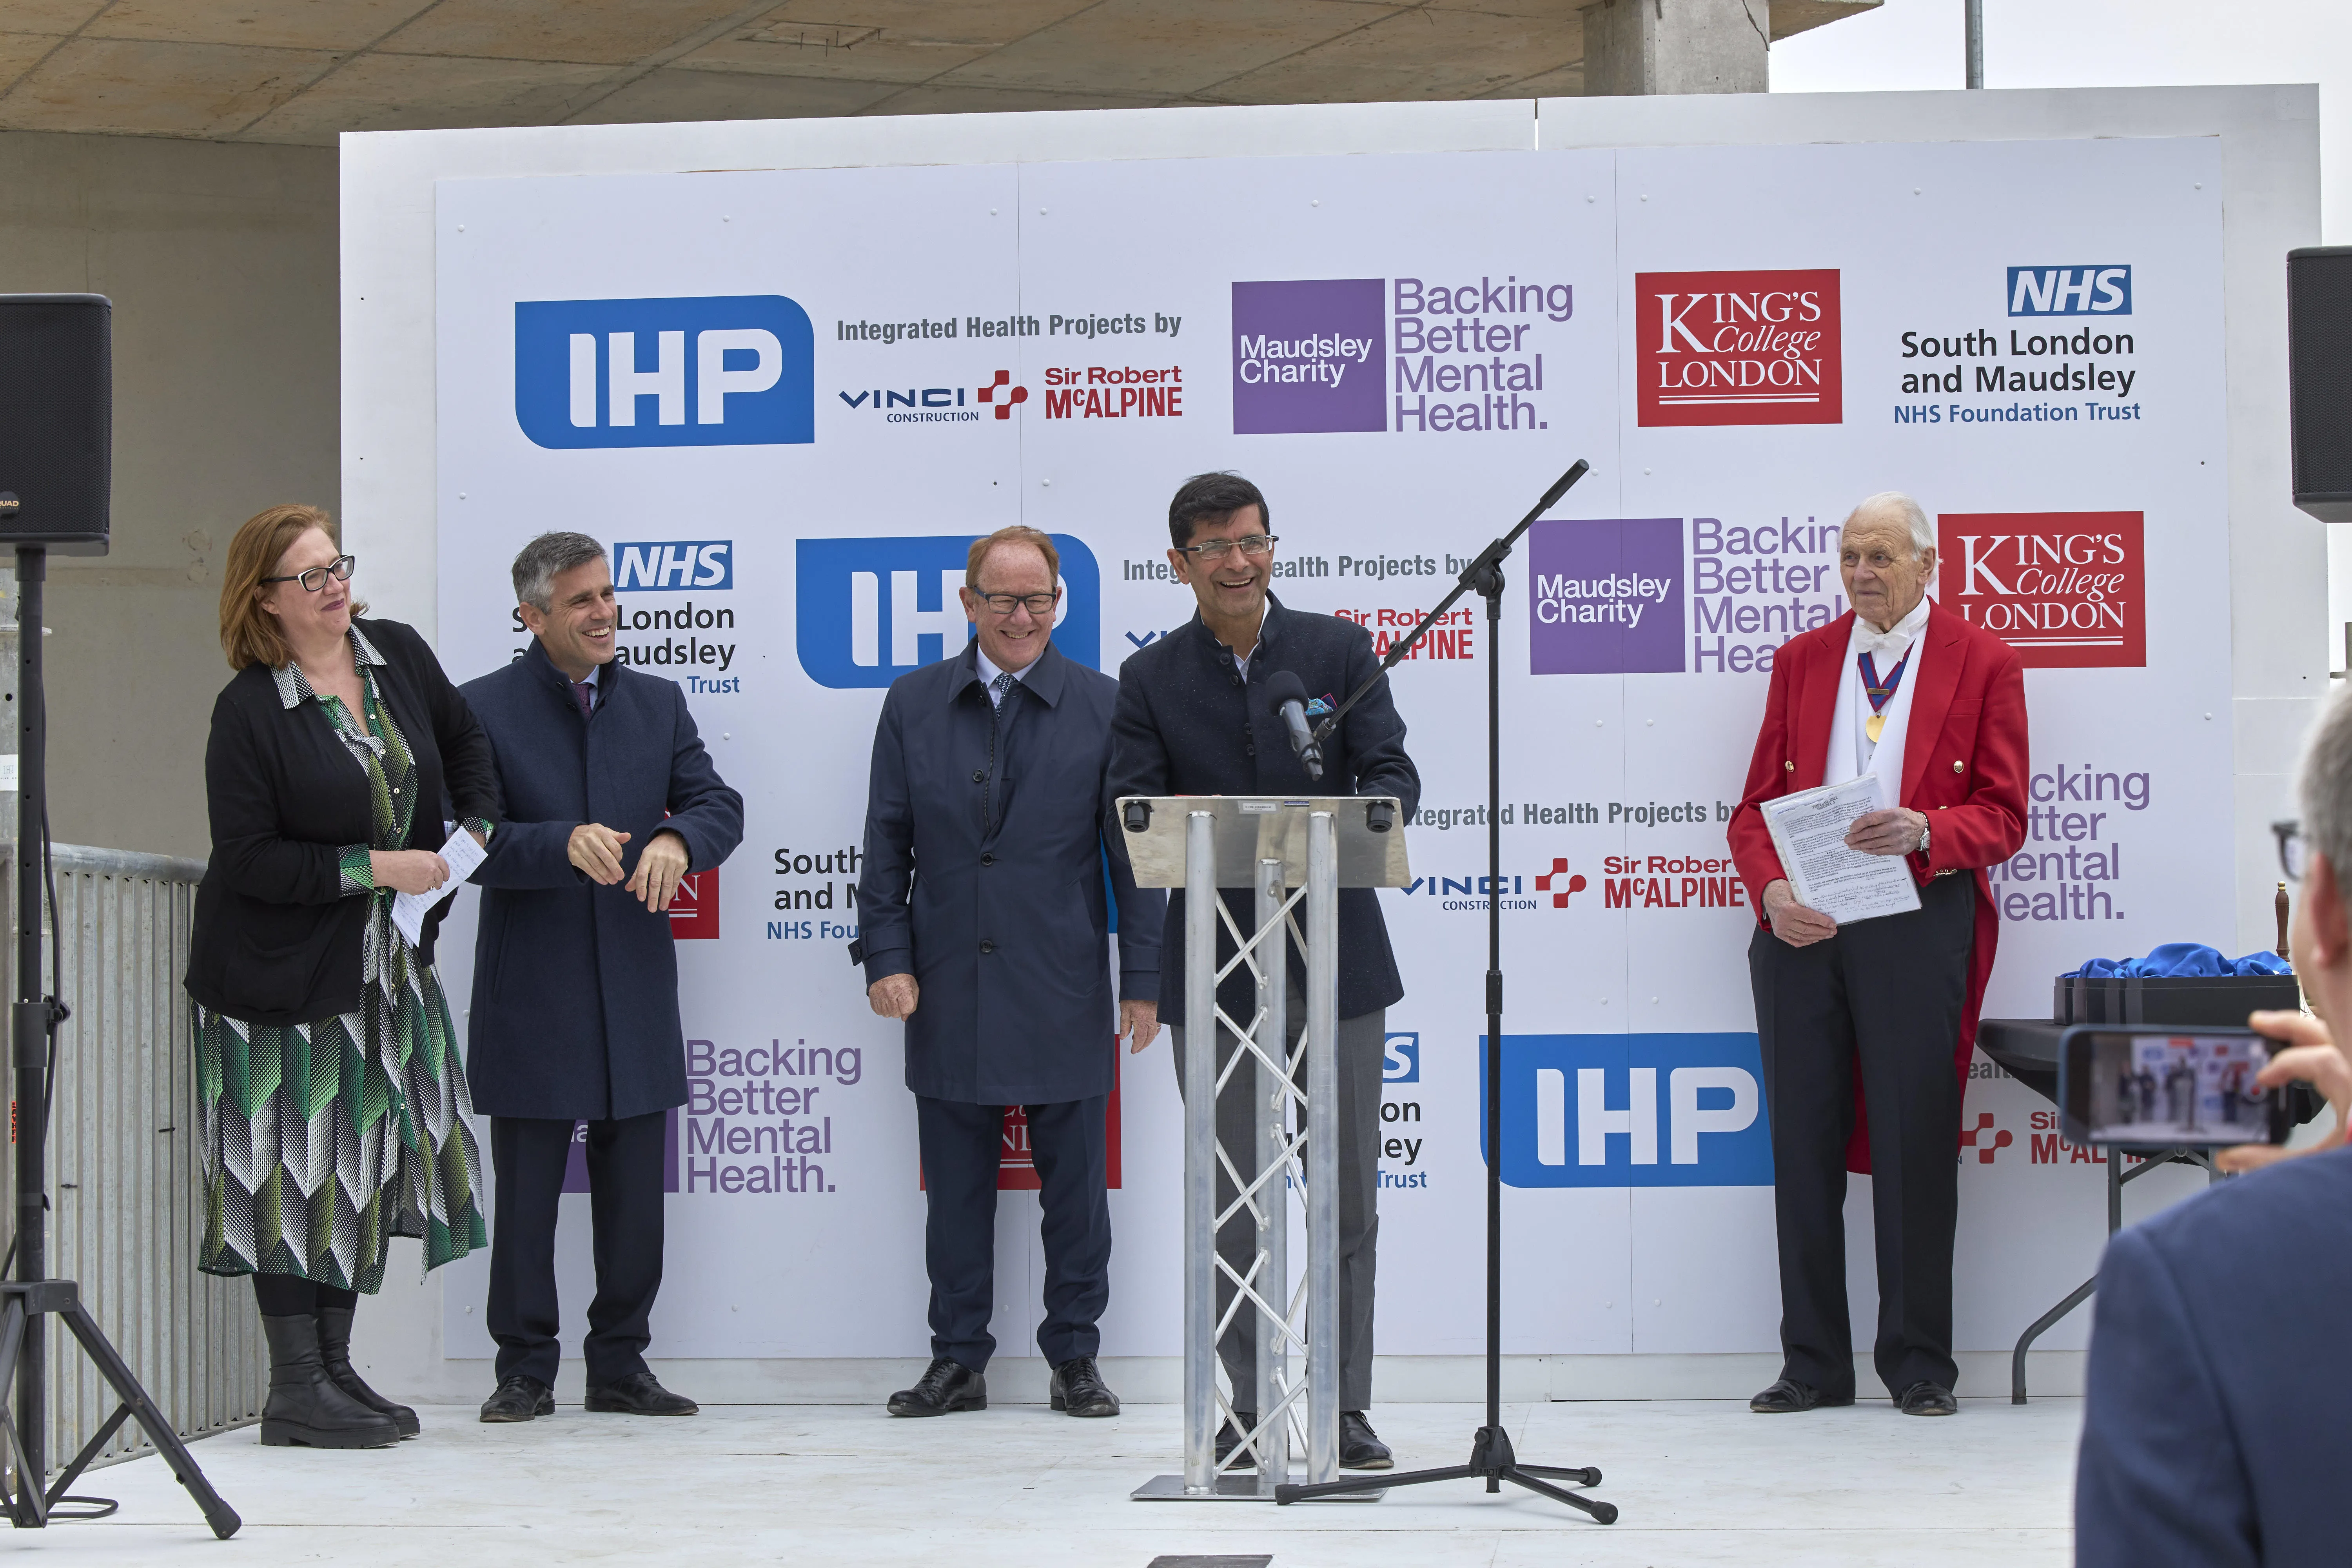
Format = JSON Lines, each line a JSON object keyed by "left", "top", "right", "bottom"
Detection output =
{"left": 2063, "top": 942, "right": 2291, "bottom": 978}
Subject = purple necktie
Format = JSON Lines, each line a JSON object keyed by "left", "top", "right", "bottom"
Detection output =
{"left": 572, "top": 680, "right": 593, "bottom": 718}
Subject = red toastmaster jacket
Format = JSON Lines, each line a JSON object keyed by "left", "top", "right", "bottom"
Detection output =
{"left": 1726, "top": 601, "right": 2030, "bottom": 1174}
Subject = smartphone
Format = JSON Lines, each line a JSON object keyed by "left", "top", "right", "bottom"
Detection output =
{"left": 2058, "top": 1025, "right": 2294, "bottom": 1148}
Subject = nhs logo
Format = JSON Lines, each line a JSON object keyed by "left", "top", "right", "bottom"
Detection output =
{"left": 2006, "top": 266, "right": 2132, "bottom": 316}
{"left": 795, "top": 534, "right": 1102, "bottom": 689}
{"left": 1481, "top": 1033, "right": 1771, "bottom": 1188}
{"left": 1382, "top": 1033, "right": 1420, "bottom": 1083}
{"left": 514, "top": 295, "right": 815, "bottom": 449}
{"left": 615, "top": 540, "right": 731, "bottom": 593}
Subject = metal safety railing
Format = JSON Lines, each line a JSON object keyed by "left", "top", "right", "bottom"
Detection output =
{"left": 0, "top": 843, "right": 262, "bottom": 1477}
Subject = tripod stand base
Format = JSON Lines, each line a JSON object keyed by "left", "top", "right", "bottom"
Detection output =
{"left": 0, "top": 1281, "right": 240, "bottom": 1537}
{"left": 1276, "top": 1425, "right": 1615, "bottom": 1523}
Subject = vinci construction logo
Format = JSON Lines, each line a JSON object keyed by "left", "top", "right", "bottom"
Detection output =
{"left": 1635, "top": 269, "right": 1842, "bottom": 427}
{"left": 1939, "top": 511, "right": 2145, "bottom": 669}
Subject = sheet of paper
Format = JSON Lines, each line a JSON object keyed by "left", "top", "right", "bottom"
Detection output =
{"left": 391, "top": 825, "right": 488, "bottom": 949}
{"left": 1758, "top": 777, "right": 1923, "bottom": 927}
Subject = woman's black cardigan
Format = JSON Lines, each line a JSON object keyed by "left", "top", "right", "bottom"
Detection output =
{"left": 183, "top": 617, "right": 501, "bottom": 1028}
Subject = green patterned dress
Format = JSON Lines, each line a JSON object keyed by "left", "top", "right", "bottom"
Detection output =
{"left": 194, "top": 625, "right": 489, "bottom": 1292}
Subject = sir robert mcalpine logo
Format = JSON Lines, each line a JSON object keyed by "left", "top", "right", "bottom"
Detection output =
{"left": 1525, "top": 518, "right": 1684, "bottom": 675}
{"left": 1230, "top": 279, "right": 1385, "bottom": 434}
{"left": 1636, "top": 269, "right": 1841, "bottom": 426}
{"left": 515, "top": 295, "right": 815, "bottom": 448}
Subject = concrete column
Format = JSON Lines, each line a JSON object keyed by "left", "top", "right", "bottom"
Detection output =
{"left": 1581, "top": 0, "right": 1770, "bottom": 96}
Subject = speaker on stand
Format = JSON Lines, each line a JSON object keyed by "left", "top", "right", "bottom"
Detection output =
{"left": 0, "top": 293, "right": 237, "bottom": 1535}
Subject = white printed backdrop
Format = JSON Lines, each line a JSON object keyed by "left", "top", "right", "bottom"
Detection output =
{"left": 428, "top": 137, "right": 2230, "bottom": 1367}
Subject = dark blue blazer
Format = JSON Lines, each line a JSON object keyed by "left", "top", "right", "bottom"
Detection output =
{"left": 2075, "top": 1145, "right": 2352, "bottom": 1567}
{"left": 461, "top": 641, "right": 744, "bottom": 1121}
{"left": 857, "top": 639, "right": 1162, "bottom": 1105}
{"left": 1107, "top": 595, "right": 1419, "bottom": 1027}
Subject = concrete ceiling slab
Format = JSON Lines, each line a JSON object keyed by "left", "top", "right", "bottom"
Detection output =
{"left": 0, "top": 36, "right": 332, "bottom": 137}
{"left": 234, "top": 52, "right": 616, "bottom": 141}
{"left": 84, "top": 1, "right": 436, "bottom": 53}
{"left": 0, "top": 0, "right": 1874, "bottom": 145}
{"left": 1205, "top": 5, "right": 1587, "bottom": 105}
{"left": 377, "top": 0, "right": 763, "bottom": 67}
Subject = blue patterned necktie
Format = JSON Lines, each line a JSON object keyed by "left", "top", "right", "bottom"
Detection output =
{"left": 990, "top": 670, "right": 1017, "bottom": 725}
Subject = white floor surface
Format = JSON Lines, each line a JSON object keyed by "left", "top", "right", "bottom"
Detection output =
{"left": 11, "top": 1396, "right": 2082, "bottom": 1565}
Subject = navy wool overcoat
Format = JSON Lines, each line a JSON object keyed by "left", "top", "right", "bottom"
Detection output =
{"left": 462, "top": 641, "right": 744, "bottom": 1121}
{"left": 857, "top": 639, "right": 1163, "bottom": 1106}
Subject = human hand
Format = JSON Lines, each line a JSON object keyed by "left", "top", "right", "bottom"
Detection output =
{"left": 1845, "top": 808, "right": 1928, "bottom": 857}
{"left": 568, "top": 823, "right": 632, "bottom": 884}
{"left": 626, "top": 829, "right": 691, "bottom": 913}
{"left": 369, "top": 849, "right": 450, "bottom": 896}
{"left": 1123, "top": 1000, "right": 1161, "bottom": 1053}
{"left": 1764, "top": 879, "right": 1838, "bottom": 947}
{"left": 2217, "top": 1010, "right": 2352, "bottom": 1173}
{"left": 869, "top": 973, "right": 918, "bottom": 1021}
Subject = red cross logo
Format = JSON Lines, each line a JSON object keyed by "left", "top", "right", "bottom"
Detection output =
{"left": 1533, "top": 858, "right": 1587, "bottom": 909}
{"left": 977, "top": 370, "right": 1029, "bottom": 419}
{"left": 1958, "top": 1111, "right": 2013, "bottom": 1164}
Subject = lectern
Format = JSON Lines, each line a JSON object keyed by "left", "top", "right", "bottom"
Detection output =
{"left": 1121, "top": 795, "right": 1409, "bottom": 1502}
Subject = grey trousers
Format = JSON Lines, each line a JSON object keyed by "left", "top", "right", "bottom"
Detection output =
{"left": 1169, "top": 992, "right": 1384, "bottom": 1412}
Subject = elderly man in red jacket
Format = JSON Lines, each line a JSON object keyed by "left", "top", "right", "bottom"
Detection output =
{"left": 1727, "top": 491, "right": 2028, "bottom": 1419}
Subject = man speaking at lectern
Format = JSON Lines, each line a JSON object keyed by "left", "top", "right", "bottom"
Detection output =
{"left": 1109, "top": 472, "right": 1421, "bottom": 1471}
{"left": 1728, "top": 491, "right": 2027, "bottom": 1419}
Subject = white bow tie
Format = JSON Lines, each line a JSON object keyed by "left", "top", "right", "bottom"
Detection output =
{"left": 1855, "top": 622, "right": 1913, "bottom": 662}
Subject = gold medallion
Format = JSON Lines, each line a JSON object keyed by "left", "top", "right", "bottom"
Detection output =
{"left": 1866, "top": 713, "right": 1886, "bottom": 744}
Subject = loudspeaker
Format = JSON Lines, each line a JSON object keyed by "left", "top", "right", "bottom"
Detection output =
{"left": 0, "top": 294, "right": 111, "bottom": 554}
{"left": 2291, "top": 247, "right": 2352, "bottom": 523}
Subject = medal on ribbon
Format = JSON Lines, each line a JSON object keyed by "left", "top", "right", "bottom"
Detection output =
{"left": 1859, "top": 646, "right": 1912, "bottom": 744}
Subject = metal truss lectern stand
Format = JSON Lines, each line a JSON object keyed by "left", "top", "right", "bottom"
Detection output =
{"left": 1121, "top": 796, "right": 1408, "bottom": 1502}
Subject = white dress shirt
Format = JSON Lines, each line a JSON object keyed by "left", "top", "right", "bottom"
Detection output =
{"left": 1823, "top": 593, "right": 1932, "bottom": 801}
{"left": 975, "top": 645, "right": 1033, "bottom": 706}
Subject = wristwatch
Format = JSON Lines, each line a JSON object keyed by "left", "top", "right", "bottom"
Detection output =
{"left": 1916, "top": 818, "right": 1931, "bottom": 858}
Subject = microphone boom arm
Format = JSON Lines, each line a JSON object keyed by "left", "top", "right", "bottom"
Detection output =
{"left": 1306, "top": 459, "right": 1588, "bottom": 752}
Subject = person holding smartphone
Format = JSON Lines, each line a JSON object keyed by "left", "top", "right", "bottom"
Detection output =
{"left": 2074, "top": 690, "right": 2352, "bottom": 1566}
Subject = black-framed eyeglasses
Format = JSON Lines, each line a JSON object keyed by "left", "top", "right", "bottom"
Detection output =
{"left": 261, "top": 555, "right": 355, "bottom": 592}
{"left": 2274, "top": 819, "right": 2306, "bottom": 882}
{"left": 1175, "top": 534, "right": 1278, "bottom": 563}
{"left": 974, "top": 590, "right": 1059, "bottom": 617}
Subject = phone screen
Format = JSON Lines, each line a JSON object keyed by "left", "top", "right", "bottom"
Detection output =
{"left": 2073, "top": 1032, "right": 2276, "bottom": 1145}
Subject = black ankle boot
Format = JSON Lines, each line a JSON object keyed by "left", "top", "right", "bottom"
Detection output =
{"left": 316, "top": 1307, "right": 420, "bottom": 1437}
{"left": 259, "top": 1314, "right": 400, "bottom": 1449}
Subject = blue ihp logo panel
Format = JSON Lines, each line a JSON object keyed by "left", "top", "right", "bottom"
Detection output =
{"left": 1480, "top": 1033, "right": 1772, "bottom": 1187}
{"left": 515, "top": 295, "right": 815, "bottom": 449}
{"left": 795, "top": 535, "right": 1101, "bottom": 688}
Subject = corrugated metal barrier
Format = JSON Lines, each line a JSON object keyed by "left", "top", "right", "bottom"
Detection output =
{"left": 0, "top": 843, "right": 263, "bottom": 1475}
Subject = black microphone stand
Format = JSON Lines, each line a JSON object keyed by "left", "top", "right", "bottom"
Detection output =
{"left": 1276, "top": 460, "right": 1615, "bottom": 1524}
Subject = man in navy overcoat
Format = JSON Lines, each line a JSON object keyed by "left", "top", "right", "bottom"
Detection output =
{"left": 855, "top": 525, "right": 1163, "bottom": 1420}
{"left": 462, "top": 532, "right": 743, "bottom": 1424}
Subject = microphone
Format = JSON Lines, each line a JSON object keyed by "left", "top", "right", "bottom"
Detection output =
{"left": 1265, "top": 670, "right": 1324, "bottom": 781}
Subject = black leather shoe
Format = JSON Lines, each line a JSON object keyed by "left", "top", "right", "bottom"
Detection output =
{"left": 1215, "top": 1412, "right": 1258, "bottom": 1467}
{"left": 1339, "top": 1410, "right": 1392, "bottom": 1470}
{"left": 1049, "top": 1355, "right": 1120, "bottom": 1417}
{"left": 584, "top": 1370, "right": 699, "bottom": 1416}
{"left": 258, "top": 1314, "right": 401, "bottom": 1449}
{"left": 479, "top": 1374, "right": 554, "bottom": 1423}
{"left": 887, "top": 1357, "right": 986, "bottom": 1417}
{"left": 316, "top": 1307, "right": 419, "bottom": 1437}
{"left": 1750, "top": 1378, "right": 1852, "bottom": 1413}
{"left": 1897, "top": 1381, "right": 1958, "bottom": 1416}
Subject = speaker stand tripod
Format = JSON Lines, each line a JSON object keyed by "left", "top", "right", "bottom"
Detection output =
{"left": 1275, "top": 463, "right": 1615, "bottom": 1524}
{"left": 0, "top": 539, "right": 238, "bottom": 1536}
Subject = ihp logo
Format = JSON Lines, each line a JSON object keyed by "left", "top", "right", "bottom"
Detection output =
{"left": 1382, "top": 1033, "right": 1420, "bottom": 1083}
{"left": 515, "top": 295, "right": 815, "bottom": 449}
{"left": 2006, "top": 266, "right": 2131, "bottom": 316}
{"left": 616, "top": 540, "right": 731, "bottom": 593}
{"left": 1481, "top": 1033, "right": 1770, "bottom": 1187}
{"left": 795, "top": 534, "right": 1101, "bottom": 689}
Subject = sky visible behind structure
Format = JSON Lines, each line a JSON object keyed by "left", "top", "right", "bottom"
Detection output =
{"left": 1772, "top": 0, "right": 2348, "bottom": 242}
